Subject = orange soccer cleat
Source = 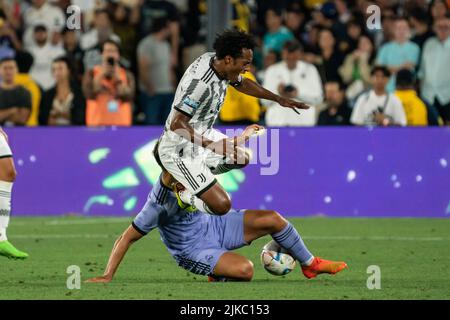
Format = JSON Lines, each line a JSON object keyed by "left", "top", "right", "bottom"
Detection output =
{"left": 301, "top": 257, "right": 347, "bottom": 279}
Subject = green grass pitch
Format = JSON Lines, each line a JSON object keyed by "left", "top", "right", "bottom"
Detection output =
{"left": 1, "top": 216, "right": 449, "bottom": 300}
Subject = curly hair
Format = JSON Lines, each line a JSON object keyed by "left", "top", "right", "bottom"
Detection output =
{"left": 213, "top": 29, "right": 256, "bottom": 59}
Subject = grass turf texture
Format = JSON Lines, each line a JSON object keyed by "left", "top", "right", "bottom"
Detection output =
{"left": 1, "top": 217, "right": 449, "bottom": 300}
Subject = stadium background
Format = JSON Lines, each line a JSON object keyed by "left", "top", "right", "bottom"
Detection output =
{"left": 0, "top": 0, "right": 449, "bottom": 300}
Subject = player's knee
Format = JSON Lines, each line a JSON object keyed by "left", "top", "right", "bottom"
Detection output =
{"left": 271, "top": 211, "right": 288, "bottom": 227}
{"left": 238, "top": 261, "right": 254, "bottom": 281}
{"left": 262, "top": 211, "right": 287, "bottom": 232}
{"left": 210, "top": 199, "right": 231, "bottom": 216}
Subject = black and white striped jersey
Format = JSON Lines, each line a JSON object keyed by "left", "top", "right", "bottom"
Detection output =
{"left": 161, "top": 52, "right": 242, "bottom": 149}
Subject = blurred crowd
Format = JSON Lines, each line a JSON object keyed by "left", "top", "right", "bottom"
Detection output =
{"left": 0, "top": 0, "right": 449, "bottom": 127}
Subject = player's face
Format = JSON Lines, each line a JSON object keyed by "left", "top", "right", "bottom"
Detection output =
{"left": 228, "top": 48, "right": 253, "bottom": 81}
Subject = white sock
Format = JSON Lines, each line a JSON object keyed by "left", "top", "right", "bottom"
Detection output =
{"left": 179, "top": 189, "right": 215, "bottom": 214}
{"left": 0, "top": 227, "right": 6, "bottom": 241}
{"left": 0, "top": 181, "right": 12, "bottom": 241}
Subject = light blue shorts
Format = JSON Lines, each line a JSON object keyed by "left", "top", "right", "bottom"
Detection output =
{"left": 172, "top": 209, "right": 248, "bottom": 276}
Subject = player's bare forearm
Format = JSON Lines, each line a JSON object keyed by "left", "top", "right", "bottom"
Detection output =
{"left": 170, "top": 111, "right": 215, "bottom": 148}
{"left": 235, "top": 77, "right": 280, "bottom": 102}
{"left": 85, "top": 225, "right": 143, "bottom": 283}
{"left": 236, "top": 78, "right": 310, "bottom": 110}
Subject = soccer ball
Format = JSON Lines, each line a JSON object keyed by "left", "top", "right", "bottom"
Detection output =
{"left": 260, "top": 240, "right": 296, "bottom": 276}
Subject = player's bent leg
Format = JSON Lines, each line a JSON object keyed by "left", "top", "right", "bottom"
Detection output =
{"left": 243, "top": 210, "right": 288, "bottom": 243}
{"left": 243, "top": 210, "right": 314, "bottom": 266}
{"left": 242, "top": 209, "right": 347, "bottom": 279}
{"left": 0, "top": 157, "right": 17, "bottom": 182}
{"left": 212, "top": 252, "right": 254, "bottom": 281}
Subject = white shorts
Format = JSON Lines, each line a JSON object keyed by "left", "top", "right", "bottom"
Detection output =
{"left": 157, "top": 129, "right": 228, "bottom": 196}
{"left": 0, "top": 133, "right": 12, "bottom": 158}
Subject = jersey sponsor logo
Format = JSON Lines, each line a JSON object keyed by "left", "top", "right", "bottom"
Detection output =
{"left": 183, "top": 97, "right": 200, "bottom": 109}
{"left": 0, "top": 209, "right": 10, "bottom": 216}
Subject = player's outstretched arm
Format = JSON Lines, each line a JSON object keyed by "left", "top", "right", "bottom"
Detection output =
{"left": 234, "top": 77, "right": 311, "bottom": 111}
{"left": 85, "top": 225, "right": 143, "bottom": 283}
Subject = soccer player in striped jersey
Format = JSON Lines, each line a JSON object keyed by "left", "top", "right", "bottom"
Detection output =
{"left": 86, "top": 171, "right": 347, "bottom": 283}
{"left": 0, "top": 128, "right": 28, "bottom": 259}
{"left": 156, "top": 29, "right": 310, "bottom": 216}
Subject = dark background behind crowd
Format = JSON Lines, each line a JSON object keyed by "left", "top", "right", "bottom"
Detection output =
{"left": 0, "top": 0, "right": 449, "bottom": 127}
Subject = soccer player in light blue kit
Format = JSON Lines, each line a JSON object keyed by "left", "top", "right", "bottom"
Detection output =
{"left": 86, "top": 171, "right": 347, "bottom": 282}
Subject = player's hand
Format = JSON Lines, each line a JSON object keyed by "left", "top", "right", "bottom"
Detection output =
{"left": 85, "top": 275, "right": 113, "bottom": 283}
{"left": 241, "top": 124, "right": 265, "bottom": 142}
{"left": 276, "top": 96, "right": 310, "bottom": 111}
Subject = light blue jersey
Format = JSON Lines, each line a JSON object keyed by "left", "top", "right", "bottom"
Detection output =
{"left": 133, "top": 176, "right": 247, "bottom": 275}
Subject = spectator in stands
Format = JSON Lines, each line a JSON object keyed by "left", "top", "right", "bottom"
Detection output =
{"left": 28, "top": 24, "right": 65, "bottom": 91}
{"left": 263, "top": 40, "right": 323, "bottom": 126}
{"left": 317, "top": 81, "right": 352, "bottom": 126}
{"left": 429, "top": 0, "right": 449, "bottom": 24}
{"left": 220, "top": 67, "right": 262, "bottom": 125}
{"left": 372, "top": 7, "right": 396, "bottom": 48}
{"left": 81, "top": 9, "right": 120, "bottom": 52}
{"left": 83, "top": 40, "right": 135, "bottom": 127}
{"left": 82, "top": 9, "right": 123, "bottom": 73}
{"left": 419, "top": 15, "right": 450, "bottom": 125}
{"left": 312, "top": 27, "right": 344, "bottom": 83}
{"left": 394, "top": 68, "right": 428, "bottom": 126}
{"left": 14, "top": 51, "right": 41, "bottom": 127}
{"left": 22, "top": 0, "right": 65, "bottom": 49}
{"left": 62, "top": 28, "right": 84, "bottom": 84}
{"left": 339, "top": 35, "right": 375, "bottom": 101}
{"left": 139, "top": 0, "right": 180, "bottom": 68}
{"left": 302, "top": 22, "right": 322, "bottom": 56}
{"left": 0, "top": 58, "right": 31, "bottom": 126}
{"left": 334, "top": 0, "right": 352, "bottom": 24}
{"left": 39, "top": 57, "right": 85, "bottom": 126}
{"left": 256, "top": 49, "right": 279, "bottom": 83}
{"left": 339, "top": 19, "right": 364, "bottom": 54}
{"left": 285, "top": 2, "right": 307, "bottom": 44}
{"left": 376, "top": 16, "right": 420, "bottom": 93}
{"left": 110, "top": 1, "right": 139, "bottom": 67}
{"left": 351, "top": 66, "right": 406, "bottom": 127}
{"left": 137, "top": 17, "right": 174, "bottom": 125}
{"left": 231, "top": 0, "right": 251, "bottom": 33}
{"left": 310, "top": 1, "right": 346, "bottom": 40}
{"left": 262, "top": 8, "right": 294, "bottom": 56}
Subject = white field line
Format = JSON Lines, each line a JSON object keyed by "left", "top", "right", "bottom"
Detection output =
{"left": 9, "top": 234, "right": 450, "bottom": 241}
